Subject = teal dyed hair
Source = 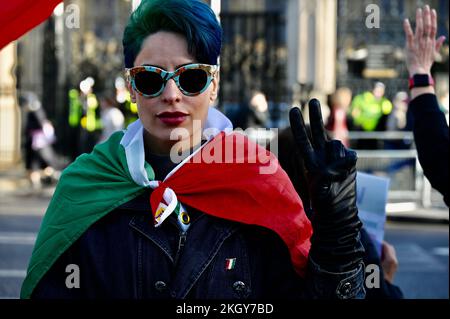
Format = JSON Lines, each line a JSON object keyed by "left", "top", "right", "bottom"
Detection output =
{"left": 123, "top": 0, "right": 222, "bottom": 68}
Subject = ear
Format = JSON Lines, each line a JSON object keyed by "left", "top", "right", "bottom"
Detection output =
{"left": 210, "top": 73, "right": 220, "bottom": 103}
{"left": 127, "top": 81, "right": 137, "bottom": 103}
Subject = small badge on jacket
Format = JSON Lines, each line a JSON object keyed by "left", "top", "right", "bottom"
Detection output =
{"left": 225, "top": 258, "right": 236, "bottom": 270}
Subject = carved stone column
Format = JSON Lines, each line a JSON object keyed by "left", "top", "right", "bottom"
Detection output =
{"left": 0, "top": 43, "right": 20, "bottom": 169}
{"left": 287, "top": 0, "right": 337, "bottom": 103}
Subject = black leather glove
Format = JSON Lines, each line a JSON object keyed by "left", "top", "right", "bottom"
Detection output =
{"left": 289, "top": 99, "right": 364, "bottom": 273}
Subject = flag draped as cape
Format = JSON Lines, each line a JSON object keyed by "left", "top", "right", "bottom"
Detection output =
{"left": 21, "top": 118, "right": 312, "bottom": 299}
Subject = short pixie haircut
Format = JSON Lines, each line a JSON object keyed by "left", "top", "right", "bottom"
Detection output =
{"left": 123, "top": 0, "right": 222, "bottom": 68}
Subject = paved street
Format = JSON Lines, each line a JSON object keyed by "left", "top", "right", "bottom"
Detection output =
{"left": 384, "top": 221, "right": 448, "bottom": 298}
{"left": 0, "top": 189, "right": 448, "bottom": 299}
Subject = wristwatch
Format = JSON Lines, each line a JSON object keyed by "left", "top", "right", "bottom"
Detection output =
{"left": 408, "top": 74, "right": 434, "bottom": 90}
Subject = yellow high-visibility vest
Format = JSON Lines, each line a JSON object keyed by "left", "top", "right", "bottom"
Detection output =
{"left": 350, "top": 92, "right": 393, "bottom": 131}
{"left": 68, "top": 89, "right": 82, "bottom": 127}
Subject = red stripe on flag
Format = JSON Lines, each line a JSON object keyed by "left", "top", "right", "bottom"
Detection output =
{"left": 150, "top": 181, "right": 167, "bottom": 218}
{"left": 0, "top": 0, "right": 63, "bottom": 50}
{"left": 162, "top": 132, "right": 312, "bottom": 277}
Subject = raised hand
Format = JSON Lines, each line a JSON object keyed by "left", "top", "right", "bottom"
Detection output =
{"left": 403, "top": 5, "right": 446, "bottom": 77}
{"left": 289, "top": 99, "right": 357, "bottom": 210}
{"left": 289, "top": 99, "right": 364, "bottom": 273}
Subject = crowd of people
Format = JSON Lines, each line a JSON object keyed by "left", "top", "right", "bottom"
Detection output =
{"left": 228, "top": 81, "right": 448, "bottom": 151}
{"left": 20, "top": 79, "right": 132, "bottom": 190}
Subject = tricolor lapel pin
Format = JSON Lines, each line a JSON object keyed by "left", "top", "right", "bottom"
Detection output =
{"left": 225, "top": 258, "right": 236, "bottom": 270}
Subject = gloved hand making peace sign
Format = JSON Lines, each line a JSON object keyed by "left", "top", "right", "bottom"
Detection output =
{"left": 289, "top": 99, "right": 365, "bottom": 273}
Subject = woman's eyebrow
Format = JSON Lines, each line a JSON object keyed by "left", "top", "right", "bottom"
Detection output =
{"left": 175, "top": 62, "right": 195, "bottom": 69}
{"left": 141, "top": 62, "right": 195, "bottom": 69}
{"left": 141, "top": 63, "right": 162, "bottom": 68}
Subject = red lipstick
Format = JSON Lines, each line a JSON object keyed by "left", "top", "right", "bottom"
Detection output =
{"left": 156, "top": 111, "right": 188, "bottom": 126}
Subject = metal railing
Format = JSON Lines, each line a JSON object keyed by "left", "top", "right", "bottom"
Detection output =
{"left": 246, "top": 129, "right": 436, "bottom": 208}
{"left": 347, "top": 131, "right": 413, "bottom": 140}
{"left": 345, "top": 131, "right": 435, "bottom": 207}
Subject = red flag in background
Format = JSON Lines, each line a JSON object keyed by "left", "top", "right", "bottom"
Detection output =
{"left": 0, "top": 0, "right": 62, "bottom": 50}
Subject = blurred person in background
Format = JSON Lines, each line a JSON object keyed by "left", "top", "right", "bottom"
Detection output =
{"left": 98, "top": 93, "right": 125, "bottom": 144}
{"left": 350, "top": 81, "right": 393, "bottom": 149}
{"left": 385, "top": 91, "right": 414, "bottom": 150}
{"left": 226, "top": 90, "right": 268, "bottom": 130}
{"left": 350, "top": 81, "right": 393, "bottom": 132}
{"left": 403, "top": 5, "right": 448, "bottom": 206}
{"left": 246, "top": 90, "right": 269, "bottom": 129}
{"left": 67, "top": 88, "right": 83, "bottom": 160}
{"left": 19, "top": 92, "right": 58, "bottom": 189}
{"left": 386, "top": 91, "right": 410, "bottom": 133}
{"left": 325, "top": 87, "right": 353, "bottom": 147}
{"left": 384, "top": 91, "right": 415, "bottom": 175}
{"left": 78, "top": 77, "right": 102, "bottom": 154}
{"left": 115, "top": 76, "right": 139, "bottom": 127}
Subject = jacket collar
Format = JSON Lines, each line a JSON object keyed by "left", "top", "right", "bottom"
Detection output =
{"left": 120, "top": 107, "right": 233, "bottom": 187}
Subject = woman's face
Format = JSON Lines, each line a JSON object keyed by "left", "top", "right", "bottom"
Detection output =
{"left": 129, "top": 31, "right": 219, "bottom": 154}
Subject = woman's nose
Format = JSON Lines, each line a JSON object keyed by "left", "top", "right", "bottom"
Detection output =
{"left": 161, "top": 78, "right": 182, "bottom": 104}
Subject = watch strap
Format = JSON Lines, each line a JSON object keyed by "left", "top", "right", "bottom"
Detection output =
{"left": 408, "top": 74, "right": 434, "bottom": 90}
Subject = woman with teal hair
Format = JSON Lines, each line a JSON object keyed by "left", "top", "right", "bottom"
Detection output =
{"left": 22, "top": 0, "right": 365, "bottom": 299}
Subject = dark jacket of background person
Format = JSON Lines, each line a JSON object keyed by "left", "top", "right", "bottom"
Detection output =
{"left": 19, "top": 92, "right": 56, "bottom": 171}
{"left": 407, "top": 94, "right": 449, "bottom": 207}
{"left": 274, "top": 127, "right": 404, "bottom": 299}
{"left": 31, "top": 155, "right": 364, "bottom": 299}
{"left": 24, "top": 105, "right": 50, "bottom": 170}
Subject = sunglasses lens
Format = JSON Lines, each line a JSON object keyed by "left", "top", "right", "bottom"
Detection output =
{"left": 134, "top": 71, "right": 164, "bottom": 96}
{"left": 179, "top": 69, "right": 209, "bottom": 94}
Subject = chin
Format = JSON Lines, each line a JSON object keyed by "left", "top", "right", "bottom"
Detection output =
{"left": 158, "top": 128, "right": 190, "bottom": 144}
